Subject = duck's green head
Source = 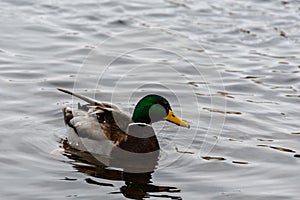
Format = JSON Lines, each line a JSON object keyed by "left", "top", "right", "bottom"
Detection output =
{"left": 132, "top": 94, "right": 190, "bottom": 128}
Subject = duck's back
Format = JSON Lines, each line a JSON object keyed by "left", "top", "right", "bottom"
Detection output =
{"left": 63, "top": 103, "right": 127, "bottom": 151}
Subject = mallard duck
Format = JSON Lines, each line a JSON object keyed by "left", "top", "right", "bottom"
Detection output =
{"left": 58, "top": 88, "right": 189, "bottom": 157}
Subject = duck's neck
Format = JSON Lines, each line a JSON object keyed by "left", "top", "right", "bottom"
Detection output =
{"left": 132, "top": 113, "right": 151, "bottom": 124}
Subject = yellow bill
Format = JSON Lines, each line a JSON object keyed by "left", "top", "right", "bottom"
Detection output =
{"left": 165, "top": 110, "right": 190, "bottom": 128}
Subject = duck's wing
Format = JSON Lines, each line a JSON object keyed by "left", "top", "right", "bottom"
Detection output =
{"left": 57, "top": 88, "right": 114, "bottom": 110}
{"left": 58, "top": 88, "right": 131, "bottom": 144}
{"left": 57, "top": 88, "right": 128, "bottom": 116}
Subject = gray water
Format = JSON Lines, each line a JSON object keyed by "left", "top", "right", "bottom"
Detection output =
{"left": 0, "top": 0, "right": 299, "bottom": 199}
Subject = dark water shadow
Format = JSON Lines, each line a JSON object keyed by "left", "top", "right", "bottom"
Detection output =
{"left": 62, "top": 142, "right": 182, "bottom": 200}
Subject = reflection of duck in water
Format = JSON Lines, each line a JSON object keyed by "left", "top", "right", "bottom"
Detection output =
{"left": 58, "top": 88, "right": 189, "bottom": 199}
{"left": 58, "top": 88, "right": 189, "bottom": 171}
{"left": 63, "top": 149, "right": 182, "bottom": 199}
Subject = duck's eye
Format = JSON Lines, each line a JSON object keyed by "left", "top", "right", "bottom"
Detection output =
{"left": 171, "top": 114, "right": 175, "bottom": 117}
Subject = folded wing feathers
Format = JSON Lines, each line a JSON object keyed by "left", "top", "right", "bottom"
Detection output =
{"left": 58, "top": 88, "right": 108, "bottom": 107}
{"left": 58, "top": 88, "right": 132, "bottom": 144}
